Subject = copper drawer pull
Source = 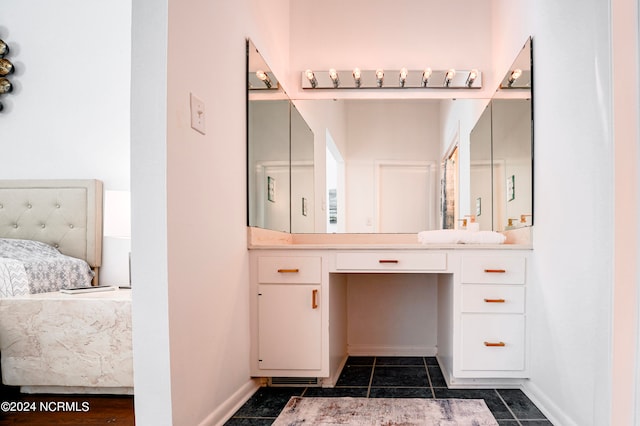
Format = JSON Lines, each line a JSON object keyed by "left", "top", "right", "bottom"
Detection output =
{"left": 484, "top": 341, "right": 506, "bottom": 347}
{"left": 277, "top": 268, "right": 299, "bottom": 273}
{"left": 312, "top": 289, "right": 318, "bottom": 309}
{"left": 379, "top": 259, "right": 399, "bottom": 264}
{"left": 484, "top": 298, "right": 506, "bottom": 303}
{"left": 484, "top": 269, "right": 506, "bottom": 273}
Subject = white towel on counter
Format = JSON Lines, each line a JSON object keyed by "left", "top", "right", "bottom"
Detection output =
{"left": 417, "top": 230, "right": 506, "bottom": 245}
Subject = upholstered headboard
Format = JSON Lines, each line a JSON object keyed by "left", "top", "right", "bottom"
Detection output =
{"left": 0, "top": 180, "right": 103, "bottom": 268}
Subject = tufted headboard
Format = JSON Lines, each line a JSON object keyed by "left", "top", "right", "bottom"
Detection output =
{"left": 0, "top": 180, "right": 103, "bottom": 269}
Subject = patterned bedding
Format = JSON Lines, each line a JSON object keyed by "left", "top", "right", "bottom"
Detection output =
{"left": 0, "top": 238, "right": 94, "bottom": 297}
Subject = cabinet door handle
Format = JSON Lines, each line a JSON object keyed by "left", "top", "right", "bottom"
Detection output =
{"left": 379, "top": 259, "right": 399, "bottom": 264}
{"left": 484, "top": 341, "right": 506, "bottom": 347}
{"left": 277, "top": 268, "right": 299, "bottom": 273}
{"left": 484, "top": 298, "right": 506, "bottom": 303}
{"left": 484, "top": 269, "right": 506, "bottom": 273}
{"left": 312, "top": 289, "right": 319, "bottom": 309}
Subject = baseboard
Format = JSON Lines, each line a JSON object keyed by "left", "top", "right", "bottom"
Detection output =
{"left": 522, "top": 380, "right": 577, "bottom": 426}
{"left": 200, "top": 378, "right": 261, "bottom": 426}
{"left": 347, "top": 344, "right": 437, "bottom": 357}
{"left": 321, "top": 354, "right": 349, "bottom": 388}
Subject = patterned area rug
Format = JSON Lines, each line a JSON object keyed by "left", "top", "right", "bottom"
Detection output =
{"left": 273, "top": 397, "right": 498, "bottom": 426}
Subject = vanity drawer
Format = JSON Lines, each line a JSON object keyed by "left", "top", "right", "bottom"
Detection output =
{"left": 258, "top": 256, "right": 322, "bottom": 284}
{"left": 335, "top": 252, "right": 447, "bottom": 272}
{"left": 461, "top": 314, "right": 525, "bottom": 371}
{"left": 461, "top": 255, "right": 526, "bottom": 284}
{"left": 461, "top": 285, "right": 525, "bottom": 314}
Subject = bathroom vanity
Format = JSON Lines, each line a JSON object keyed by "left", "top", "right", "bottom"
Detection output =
{"left": 248, "top": 229, "right": 532, "bottom": 389}
{"left": 246, "top": 37, "right": 534, "bottom": 389}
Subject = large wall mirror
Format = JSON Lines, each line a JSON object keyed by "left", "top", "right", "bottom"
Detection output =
{"left": 247, "top": 37, "right": 532, "bottom": 234}
{"left": 470, "top": 38, "right": 533, "bottom": 231}
{"left": 247, "top": 40, "right": 315, "bottom": 233}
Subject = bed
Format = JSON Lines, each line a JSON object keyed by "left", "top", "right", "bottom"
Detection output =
{"left": 0, "top": 179, "right": 102, "bottom": 294}
{"left": 0, "top": 180, "right": 133, "bottom": 394}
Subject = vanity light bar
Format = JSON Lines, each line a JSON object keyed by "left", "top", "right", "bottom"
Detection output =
{"left": 301, "top": 68, "right": 482, "bottom": 89}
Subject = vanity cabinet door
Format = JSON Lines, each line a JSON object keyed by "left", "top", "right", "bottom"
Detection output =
{"left": 257, "top": 284, "right": 322, "bottom": 370}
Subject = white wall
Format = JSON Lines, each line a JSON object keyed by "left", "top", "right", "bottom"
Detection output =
{"left": 289, "top": 0, "right": 494, "bottom": 101}
{"left": 131, "top": 0, "right": 292, "bottom": 424}
{"left": 1, "top": 1, "right": 131, "bottom": 284}
{"left": 492, "top": 1, "right": 619, "bottom": 425}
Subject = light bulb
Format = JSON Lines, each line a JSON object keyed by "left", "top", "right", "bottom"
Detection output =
{"left": 399, "top": 68, "right": 408, "bottom": 87}
{"left": 305, "top": 69, "right": 317, "bottom": 88}
{"left": 466, "top": 69, "right": 478, "bottom": 87}
{"left": 444, "top": 69, "right": 456, "bottom": 86}
{"left": 353, "top": 68, "right": 361, "bottom": 87}
{"left": 329, "top": 69, "right": 340, "bottom": 88}
{"left": 508, "top": 68, "right": 523, "bottom": 86}
{"left": 421, "top": 68, "right": 432, "bottom": 87}
{"left": 375, "top": 69, "right": 384, "bottom": 87}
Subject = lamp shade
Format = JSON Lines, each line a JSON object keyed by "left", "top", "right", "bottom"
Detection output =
{"left": 103, "top": 190, "right": 131, "bottom": 238}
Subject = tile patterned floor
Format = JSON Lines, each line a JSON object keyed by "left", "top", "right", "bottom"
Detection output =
{"left": 225, "top": 356, "right": 552, "bottom": 425}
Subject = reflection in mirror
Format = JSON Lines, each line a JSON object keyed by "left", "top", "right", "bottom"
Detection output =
{"left": 290, "top": 104, "right": 315, "bottom": 233}
{"left": 499, "top": 38, "right": 532, "bottom": 90}
{"left": 493, "top": 98, "right": 532, "bottom": 231}
{"left": 248, "top": 99, "right": 291, "bottom": 232}
{"left": 294, "top": 99, "right": 457, "bottom": 233}
{"left": 247, "top": 39, "right": 315, "bottom": 233}
{"left": 470, "top": 37, "right": 533, "bottom": 232}
{"left": 470, "top": 103, "right": 493, "bottom": 231}
{"left": 247, "top": 37, "right": 532, "bottom": 235}
{"left": 247, "top": 39, "right": 291, "bottom": 232}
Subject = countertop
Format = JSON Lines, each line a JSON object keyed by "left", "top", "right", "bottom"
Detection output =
{"left": 247, "top": 227, "right": 533, "bottom": 250}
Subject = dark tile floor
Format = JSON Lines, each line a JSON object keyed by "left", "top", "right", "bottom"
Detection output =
{"left": 225, "top": 356, "right": 552, "bottom": 425}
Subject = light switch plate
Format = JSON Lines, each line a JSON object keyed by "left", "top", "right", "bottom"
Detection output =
{"left": 190, "top": 92, "right": 206, "bottom": 135}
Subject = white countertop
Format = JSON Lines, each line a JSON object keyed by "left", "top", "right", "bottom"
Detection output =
{"left": 247, "top": 227, "right": 533, "bottom": 250}
{"left": 249, "top": 243, "right": 533, "bottom": 250}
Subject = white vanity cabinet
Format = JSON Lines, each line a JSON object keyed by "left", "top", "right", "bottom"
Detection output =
{"left": 249, "top": 245, "right": 531, "bottom": 388}
{"left": 449, "top": 253, "right": 529, "bottom": 383}
{"left": 250, "top": 253, "right": 332, "bottom": 379}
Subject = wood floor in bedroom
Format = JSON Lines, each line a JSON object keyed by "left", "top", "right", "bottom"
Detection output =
{"left": 0, "top": 384, "right": 135, "bottom": 425}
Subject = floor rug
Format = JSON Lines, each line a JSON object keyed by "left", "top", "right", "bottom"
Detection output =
{"left": 273, "top": 396, "right": 498, "bottom": 426}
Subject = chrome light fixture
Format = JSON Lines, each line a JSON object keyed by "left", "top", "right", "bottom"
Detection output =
{"left": 301, "top": 67, "right": 481, "bottom": 89}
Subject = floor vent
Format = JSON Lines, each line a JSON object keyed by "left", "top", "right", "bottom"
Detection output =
{"left": 268, "top": 377, "right": 320, "bottom": 387}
